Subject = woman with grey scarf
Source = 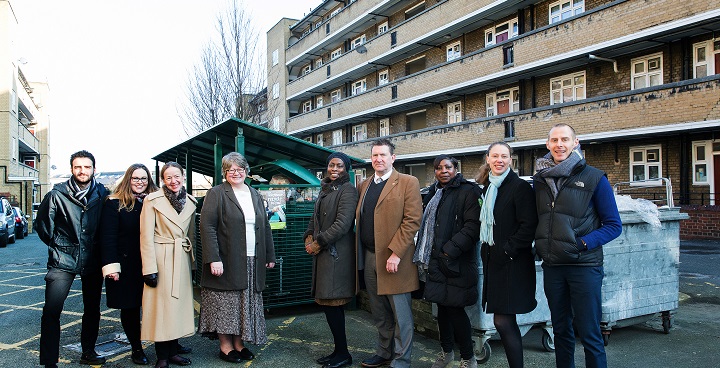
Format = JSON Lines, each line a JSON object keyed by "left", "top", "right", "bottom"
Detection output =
{"left": 415, "top": 155, "right": 481, "bottom": 368}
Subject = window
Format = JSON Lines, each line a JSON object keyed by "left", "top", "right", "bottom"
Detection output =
{"left": 10, "top": 90, "right": 17, "bottom": 113}
{"left": 503, "top": 45, "right": 514, "bottom": 66}
{"left": 405, "top": 1, "right": 426, "bottom": 19}
{"left": 302, "top": 64, "right": 312, "bottom": 76}
{"left": 486, "top": 94, "right": 495, "bottom": 117}
{"left": 549, "top": 0, "right": 584, "bottom": 24}
{"left": 304, "top": 136, "right": 312, "bottom": 142}
{"left": 692, "top": 40, "right": 720, "bottom": 78}
{"left": 332, "top": 129, "right": 343, "bottom": 145}
{"left": 316, "top": 133, "right": 324, "bottom": 147}
{"left": 631, "top": 53, "right": 663, "bottom": 90}
{"left": 302, "top": 100, "right": 312, "bottom": 113}
{"left": 316, "top": 96, "right": 324, "bottom": 108}
{"left": 331, "top": 89, "right": 341, "bottom": 103}
{"left": 315, "top": 21, "right": 322, "bottom": 30}
{"left": 692, "top": 141, "right": 710, "bottom": 185}
{"left": 379, "top": 118, "right": 390, "bottom": 136}
{"left": 447, "top": 102, "right": 462, "bottom": 124}
{"left": 316, "top": 57, "right": 323, "bottom": 68}
{"left": 487, "top": 88, "right": 520, "bottom": 116}
{"left": 406, "top": 163, "right": 425, "bottom": 182}
{"left": 331, "top": 48, "right": 342, "bottom": 60}
{"left": 354, "top": 168, "right": 366, "bottom": 185}
{"left": 351, "top": 34, "right": 366, "bottom": 50}
{"left": 550, "top": 72, "right": 586, "bottom": 104}
{"left": 352, "top": 124, "right": 367, "bottom": 142}
{"left": 630, "top": 145, "right": 662, "bottom": 184}
{"left": 378, "top": 69, "right": 389, "bottom": 86}
{"left": 352, "top": 79, "right": 367, "bottom": 95}
{"left": 484, "top": 19, "right": 519, "bottom": 47}
{"left": 331, "top": 8, "right": 341, "bottom": 17}
{"left": 272, "top": 83, "right": 279, "bottom": 99}
{"left": 405, "top": 55, "right": 426, "bottom": 75}
{"left": 272, "top": 116, "right": 280, "bottom": 131}
{"left": 378, "top": 22, "right": 388, "bottom": 35}
{"left": 447, "top": 42, "right": 461, "bottom": 61}
{"left": 272, "top": 49, "right": 279, "bottom": 66}
{"left": 23, "top": 156, "right": 36, "bottom": 168}
{"left": 406, "top": 110, "right": 427, "bottom": 131}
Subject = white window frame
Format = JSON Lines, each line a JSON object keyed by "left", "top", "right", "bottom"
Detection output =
{"left": 272, "top": 116, "right": 280, "bottom": 131}
{"left": 379, "top": 118, "right": 390, "bottom": 136}
{"left": 272, "top": 49, "right": 279, "bottom": 66}
{"left": 331, "top": 48, "right": 342, "bottom": 60}
{"left": 354, "top": 168, "right": 366, "bottom": 185}
{"left": 550, "top": 71, "right": 586, "bottom": 105}
{"left": 446, "top": 41, "right": 461, "bottom": 61}
{"left": 692, "top": 141, "right": 711, "bottom": 185}
{"left": 378, "top": 69, "right": 389, "bottom": 86}
{"left": 331, "top": 89, "right": 341, "bottom": 103}
{"left": 316, "top": 133, "right": 324, "bottom": 147}
{"left": 352, "top": 79, "right": 367, "bottom": 95}
{"left": 486, "top": 87, "right": 520, "bottom": 116}
{"left": 351, "top": 34, "right": 366, "bottom": 50}
{"left": 631, "top": 53, "right": 663, "bottom": 90}
{"left": 316, "top": 57, "right": 324, "bottom": 68}
{"left": 378, "top": 21, "right": 388, "bottom": 35}
{"left": 630, "top": 145, "right": 663, "bottom": 185}
{"left": 352, "top": 124, "right": 367, "bottom": 142}
{"left": 484, "top": 18, "right": 519, "bottom": 47}
{"left": 272, "top": 83, "right": 279, "bottom": 99}
{"left": 447, "top": 101, "right": 462, "bottom": 124}
{"left": 316, "top": 96, "right": 324, "bottom": 108}
{"left": 302, "top": 64, "right": 312, "bottom": 76}
{"left": 304, "top": 136, "right": 312, "bottom": 142}
{"left": 692, "top": 40, "right": 720, "bottom": 78}
{"left": 549, "top": 0, "right": 585, "bottom": 24}
{"left": 331, "top": 8, "right": 341, "bottom": 17}
{"left": 302, "top": 100, "right": 312, "bottom": 113}
{"left": 332, "top": 129, "right": 343, "bottom": 145}
{"left": 486, "top": 94, "right": 495, "bottom": 117}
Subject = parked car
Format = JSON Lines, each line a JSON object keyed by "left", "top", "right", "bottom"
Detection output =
{"left": 0, "top": 198, "right": 16, "bottom": 247}
{"left": 12, "top": 207, "right": 29, "bottom": 239}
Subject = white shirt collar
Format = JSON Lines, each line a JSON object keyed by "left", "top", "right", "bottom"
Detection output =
{"left": 374, "top": 168, "right": 393, "bottom": 183}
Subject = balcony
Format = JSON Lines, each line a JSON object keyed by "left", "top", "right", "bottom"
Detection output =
{"left": 332, "top": 76, "right": 720, "bottom": 160}
{"left": 287, "top": 0, "right": 720, "bottom": 134}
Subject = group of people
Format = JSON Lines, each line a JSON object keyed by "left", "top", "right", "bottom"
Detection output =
{"left": 305, "top": 124, "right": 620, "bottom": 368}
{"left": 36, "top": 151, "right": 276, "bottom": 368}
{"left": 34, "top": 122, "right": 620, "bottom": 368}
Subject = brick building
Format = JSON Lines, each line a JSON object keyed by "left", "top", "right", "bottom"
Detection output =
{"left": 267, "top": 0, "right": 720, "bottom": 208}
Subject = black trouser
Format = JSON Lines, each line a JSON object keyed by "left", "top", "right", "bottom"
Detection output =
{"left": 155, "top": 339, "right": 178, "bottom": 360}
{"left": 39, "top": 268, "right": 104, "bottom": 365}
{"left": 121, "top": 307, "right": 142, "bottom": 351}
{"left": 437, "top": 304, "right": 474, "bottom": 360}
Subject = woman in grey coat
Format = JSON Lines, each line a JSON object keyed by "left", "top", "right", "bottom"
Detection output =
{"left": 198, "top": 152, "right": 276, "bottom": 364}
{"left": 303, "top": 152, "right": 359, "bottom": 368}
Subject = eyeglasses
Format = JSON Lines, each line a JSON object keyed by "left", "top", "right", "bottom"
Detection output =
{"left": 131, "top": 177, "right": 149, "bottom": 183}
{"left": 225, "top": 168, "right": 246, "bottom": 174}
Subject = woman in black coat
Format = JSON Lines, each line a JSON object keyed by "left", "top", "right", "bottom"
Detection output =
{"left": 303, "top": 152, "right": 358, "bottom": 368}
{"left": 477, "top": 142, "right": 538, "bottom": 368}
{"left": 100, "top": 163, "right": 158, "bottom": 365}
{"left": 415, "top": 155, "right": 481, "bottom": 368}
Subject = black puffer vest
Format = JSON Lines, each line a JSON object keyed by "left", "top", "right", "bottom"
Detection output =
{"left": 533, "top": 161, "right": 605, "bottom": 266}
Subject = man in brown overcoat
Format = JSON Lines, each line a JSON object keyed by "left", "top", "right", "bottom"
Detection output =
{"left": 356, "top": 139, "right": 422, "bottom": 368}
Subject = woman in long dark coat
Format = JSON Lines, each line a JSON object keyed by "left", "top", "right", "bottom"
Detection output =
{"left": 303, "top": 152, "right": 358, "bottom": 368}
{"left": 477, "top": 142, "right": 538, "bottom": 368}
{"left": 100, "top": 163, "right": 158, "bottom": 365}
{"left": 415, "top": 155, "right": 481, "bottom": 368}
{"left": 199, "top": 152, "right": 276, "bottom": 364}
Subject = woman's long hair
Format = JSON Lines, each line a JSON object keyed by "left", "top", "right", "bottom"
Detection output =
{"left": 112, "top": 163, "right": 159, "bottom": 211}
{"left": 475, "top": 142, "right": 513, "bottom": 186}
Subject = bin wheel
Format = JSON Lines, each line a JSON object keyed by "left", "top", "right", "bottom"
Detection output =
{"left": 475, "top": 341, "right": 491, "bottom": 364}
{"left": 542, "top": 330, "right": 555, "bottom": 352}
{"left": 662, "top": 312, "right": 672, "bottom": 334}
{"left": 602, "top": 332, "right": 610, "bottom": 346}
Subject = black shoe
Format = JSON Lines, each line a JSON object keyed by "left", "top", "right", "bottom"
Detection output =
{"left": 238, "top": 347, "right": 255, "bottom": 360}
{"left": 177, "top": 343, "right": 193, "bottom": 354}
{"left": 80, "top": 350, "right": 107, "bottom": 365}
{"left": 169, "top": 354, "right": 192, "bottom": 366}
{"left": 361, "top": 355, "right": 391, "bottom": 368}
{"left": 132, "top": 349, "right": 150, "bottom": 365}
{"left": 219, "top": 350, "right": 244, "bottom": 363}
{"left": 154, "top": 360, "right": 169, "bottom": 368}
{"left": 317, "top": 352, "right": 336, "bottom": 365}
{"left": 324, "top": 355, "right": 352, "bottom": 368}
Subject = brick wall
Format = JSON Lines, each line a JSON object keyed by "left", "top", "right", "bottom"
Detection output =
{"left": 680, "top": 206, "right": 720, "bottom": 239}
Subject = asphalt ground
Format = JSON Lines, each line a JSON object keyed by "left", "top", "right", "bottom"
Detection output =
{"left": 0, "top": 234, "right": 718, "bottom": 367}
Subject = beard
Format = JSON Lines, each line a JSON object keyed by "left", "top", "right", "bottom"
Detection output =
{"left": 73, "top": 173, "right": 94, "bottom": 185}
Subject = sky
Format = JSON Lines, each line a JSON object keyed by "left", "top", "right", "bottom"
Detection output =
{"left": 10, "top": 0, "right": 318, "bottom": 173}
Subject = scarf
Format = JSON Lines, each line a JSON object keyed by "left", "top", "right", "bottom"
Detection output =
{"left": 163, "top": 185, "right": 187, "bottom": 214}
{"left": 479, "top": 168, "right": 511, "bottom": 245}
{"left": 413, "top": 184, "right": 443, "bottom": 274}
{"left": 68, "top": 177, "right": 96, "bottom": 205}
{"left": 535, "top": 144, "right": 584, "bottom": 198}
{"left": 133, "top": 192, "right": 148, "bottom": 201}
{"left": 316, "top": 172, "right": 351, "bottom": 260}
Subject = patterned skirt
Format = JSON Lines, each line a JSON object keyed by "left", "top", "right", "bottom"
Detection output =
{"left": 198, "top": 256, "right": 268, "bottom": 345}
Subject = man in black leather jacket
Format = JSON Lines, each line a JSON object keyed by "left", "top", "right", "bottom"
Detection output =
{"left": 35, "top": 150, "right": 109, "bottom": 368}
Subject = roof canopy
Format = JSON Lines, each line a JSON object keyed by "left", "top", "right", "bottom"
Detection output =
{"left": 151, "top": 118, "right": 364, "bottom": 185}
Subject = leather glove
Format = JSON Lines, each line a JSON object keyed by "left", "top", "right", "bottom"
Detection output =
{"left": 143, "top": 273, "right": 158, "bottom": 288}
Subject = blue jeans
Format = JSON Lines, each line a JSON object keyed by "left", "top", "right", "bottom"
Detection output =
{"left": 543, "top": 265, "right": 606, "bottom": 368}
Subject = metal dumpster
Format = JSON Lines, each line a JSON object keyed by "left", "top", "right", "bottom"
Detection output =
{"left": 600, "top": 207, "right": 688, "bottom": 344}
